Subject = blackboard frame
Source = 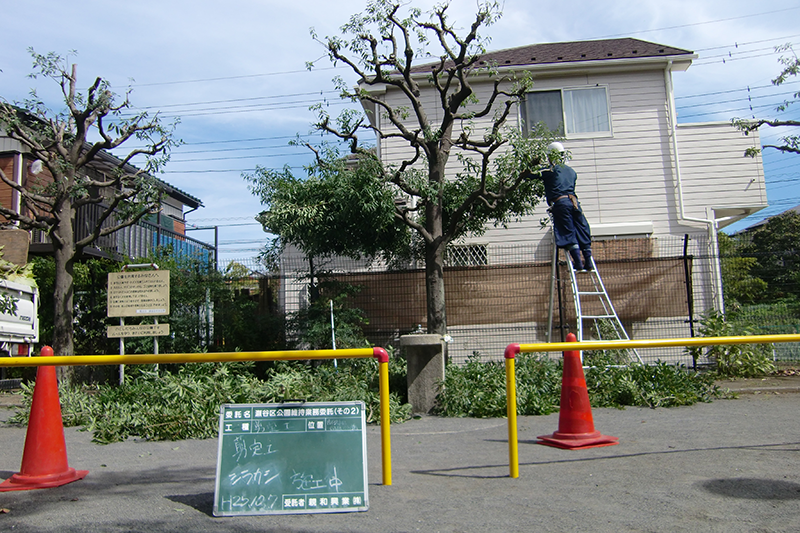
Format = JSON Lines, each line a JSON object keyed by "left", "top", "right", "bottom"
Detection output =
{"left": 213, "top": 401, "right": 369, "bottom": 516}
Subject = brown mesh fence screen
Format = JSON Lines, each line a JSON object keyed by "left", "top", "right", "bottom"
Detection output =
{"left": 224, "top": 234, "right": 800, "bottom": 364}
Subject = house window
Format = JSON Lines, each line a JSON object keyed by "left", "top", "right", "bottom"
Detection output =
{"left": 446, "top": 244, "right": 488, "bottom": 267}
{"left": 522, "top": 87, "right": 611, "bottom": 137}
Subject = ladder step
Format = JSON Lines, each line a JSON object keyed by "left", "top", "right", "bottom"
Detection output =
{"left": 556, "top": 245, "right": 644, "bottom": 364}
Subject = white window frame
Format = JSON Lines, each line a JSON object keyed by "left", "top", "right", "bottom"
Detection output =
{"left": 446, "top": 244, "right": 488, "bottom": 267}
{"left": 521, "top": 85, "right": 613, "bottom": 139}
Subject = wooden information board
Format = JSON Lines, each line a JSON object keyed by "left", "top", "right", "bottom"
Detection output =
{"left": 106, "top": 323, "right": 170, "bottom": 338}
{"left": 213, "top": 401, "right": 368, "bottom": 516}
{"left": 107, "top": 270, "right": 170, "bottom": 317}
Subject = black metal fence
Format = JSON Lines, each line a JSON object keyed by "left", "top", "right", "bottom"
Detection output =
{"left": 224, "top": 234, "right": 800, "bottom": 366}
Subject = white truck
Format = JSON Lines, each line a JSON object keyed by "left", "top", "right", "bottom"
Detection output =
{"left": 0, "top": 229, "right": 39, "bottom": 358}
{"left": 0, "top": 277, "right": 38, "bottom": 357}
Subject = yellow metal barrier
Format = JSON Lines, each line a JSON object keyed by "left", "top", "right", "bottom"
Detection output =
{"left": 0, "top": 347, "right": 393, "bottom": 486}
{"left": 504, "top": 334, "right": 800, "bottom": 478}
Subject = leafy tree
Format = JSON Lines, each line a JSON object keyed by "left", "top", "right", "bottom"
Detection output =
{"left": 286, "top": 278, "right": 370, "bottom": 350}
{"left": 246, "top": 1, "right": 556, "bottom": 335}
{"left": 737, "top": 211, "right": 800, "bottom": 302}
{"left": 0, "top": 50, "right": 178, "bottom": 370}
{"left": 734, "top": 43, "right": 800, "bottom": 156}
{"left": 718, "top": 231, "right": 768, "bottom": 308}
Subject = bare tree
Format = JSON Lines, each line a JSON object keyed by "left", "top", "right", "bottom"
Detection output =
{"left": 0, "top": 50, "right": 177, "bottom": 367}
{"left": 250, "top": 1, "right": 553, "bottom": 336}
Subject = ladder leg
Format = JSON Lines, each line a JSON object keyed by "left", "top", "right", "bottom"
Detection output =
{"left": 567, "top": 258, "right": 643, "bottom": 364}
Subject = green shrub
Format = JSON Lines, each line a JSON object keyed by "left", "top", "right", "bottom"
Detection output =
{"left": 435, "top": 352, "right": 724, "bottom": 418}
{"left": 435, "top": 353, "right": 562, "bottom": 418}
{"left": 686, "top": 310, "right": 776, "bottom": 378}
{"left": 8, "top": 358, "right": 411, "bottom": 443}
{"left": 586, "top": 362, "right": 721, "bottom": 409}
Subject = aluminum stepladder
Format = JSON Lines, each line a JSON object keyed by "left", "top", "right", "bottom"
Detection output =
{"left": 547, "top": 234, "right": 642, "bottom": 364}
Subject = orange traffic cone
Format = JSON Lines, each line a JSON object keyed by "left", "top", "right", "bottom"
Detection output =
{"left": 0, "top": 346, "right": 88, "bottom": 491}
{"left": 537, "top": 333, "right": 618, "bottom": 450}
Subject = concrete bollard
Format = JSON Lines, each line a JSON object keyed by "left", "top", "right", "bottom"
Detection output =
{"left": 399, "top": 334, "right": 445, "bottom": 415}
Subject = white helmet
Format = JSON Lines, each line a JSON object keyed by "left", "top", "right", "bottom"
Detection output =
{"left": 547, "top": 141, "right": 566, "bottom": 153}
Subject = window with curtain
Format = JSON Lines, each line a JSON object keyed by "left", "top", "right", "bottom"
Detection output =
{"left": 522, "top": 87, "right": 611, "bottom": 137}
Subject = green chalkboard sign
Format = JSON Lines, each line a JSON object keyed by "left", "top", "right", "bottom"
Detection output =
{"left": 213, "top": 401, "right": 368, "bottom": 516}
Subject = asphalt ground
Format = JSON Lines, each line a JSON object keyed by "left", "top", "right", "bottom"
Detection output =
{"left": 0, "top": 383, "right": 799, "bottom": 533}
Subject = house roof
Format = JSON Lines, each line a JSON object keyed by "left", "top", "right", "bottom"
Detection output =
{"left": 1, "top": 104, "right": 203, "bottom": 209}
{"left": 409, "top": 38, "right": 694, "bottom": 73}
{"left": 736, "top": 205, "right": 800, "bottom": 234}
{"left": 92, "top": 149, "right": 203, "bottom": 209}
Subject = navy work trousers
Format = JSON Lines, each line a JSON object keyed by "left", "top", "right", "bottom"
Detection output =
{"left": 550, "top": 196, "right": 592, "bottom": 250}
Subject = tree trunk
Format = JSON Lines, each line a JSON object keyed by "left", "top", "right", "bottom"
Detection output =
{"left": 425, "top": 239, "right": 447, "bottom": 336}
{"left": 423, "top": 145, "right": 451, "bottom": 337}
{"left": 52, "top": 208, "right": 76, "bottom": 381}
{"left": 425, "top": 197, "right": 447, "bottom": 336}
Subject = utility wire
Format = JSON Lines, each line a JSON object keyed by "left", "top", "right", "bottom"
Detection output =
{"left": 587, "top": 6, "right": 800, "bottom": 40}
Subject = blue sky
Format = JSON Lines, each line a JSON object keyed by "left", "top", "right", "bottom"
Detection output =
{"left": 1, "top": 0, "right": 798, "bottom": 265}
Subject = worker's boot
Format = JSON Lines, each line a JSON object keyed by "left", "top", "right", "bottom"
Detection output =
{"left": 582, "top": 249, "right": 594, "bottom": 271}
{"left": 568, "top": 247, "right": 583, "bottom": 271}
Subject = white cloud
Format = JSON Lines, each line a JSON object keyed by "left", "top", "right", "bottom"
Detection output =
{"left": 2, "top": 0, "right": 798, "bottom": 258}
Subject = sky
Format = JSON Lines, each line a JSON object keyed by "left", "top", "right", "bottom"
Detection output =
{"left": 1, "top": 0, "right": 799, "bottom": 266}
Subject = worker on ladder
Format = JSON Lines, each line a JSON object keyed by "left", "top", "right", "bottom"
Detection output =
{"left": 523, "top": 142, "right": 594, "bottom": 271}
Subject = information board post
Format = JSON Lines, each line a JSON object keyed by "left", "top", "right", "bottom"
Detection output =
{"left": 213, "top": 401, "right": 369, "bottom": 517}
{"left": 107, "top": 264, "right": 170, "bottom": 384}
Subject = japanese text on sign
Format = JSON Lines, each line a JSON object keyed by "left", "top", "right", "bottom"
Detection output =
{"left": 213, "top": 401, "right": 368, "bottom": 516}
{"left": 107, "top": 271, "right": 170, "bottom": 317}
{"left": 107, "top": 323, "right": 170, "bottom": 338}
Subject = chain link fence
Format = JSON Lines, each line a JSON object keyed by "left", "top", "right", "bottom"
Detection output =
{"left": 223, "top": 234, "right": 800, "bottom": 366}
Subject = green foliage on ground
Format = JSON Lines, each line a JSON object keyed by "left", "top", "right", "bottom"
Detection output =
{"left": 685, "top": 310, "right": 776, "bottom": 377}
{"left": 434, "top": 352, "right": 723, "bottom": 418}
{"left": 585, "top": 356, "right": 722, "bottom": 409}
{"left": 8, "top": 356, "right": 411, "bottom": 444}
{"left": 435, "top": 354, "right": 562, "bottom": 418}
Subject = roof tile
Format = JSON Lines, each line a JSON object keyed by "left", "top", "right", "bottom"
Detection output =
{"left": 411, "top": 38, "right": 693, "bottom": 72}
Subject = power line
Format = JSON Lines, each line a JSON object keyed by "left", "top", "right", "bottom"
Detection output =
{"left": 106, "top": 26, "right": 799, "bottom": 124}
{"left": 135, "top": 90, "right": 340, "bottom": 111}
{"left": 676, "top": 88, "right": 799, "bottom": 110}
{"left": 152, "top": 97, "right": 351, "bottom": 119}
{"left": 187, "top": 222, "right": 261, "bottom": 229}
{"left": 103, "top": 39, "right": 798, "bottom": 147}
{"left": 188, "top": 216, "right": 256, "bottom": 222}
{"left": 183, "top": 135, "right": 299, "bottom": 146}
{"left": 676, "top": 80, "right": 800, "bottom": 101}
{"left": 692, "top": 34, "right": 800, "bottom": 53}
{"left": 171, "top": 151, "right": 310, "bottom": 163}
{"left": 587, "top": 6, "right": 800, "bottom": 40}
{"left": 693, "top": 49, "right": 784, "bottom": 66}
{"left": 121, "top": 62, "right": 343, "bottom": 88}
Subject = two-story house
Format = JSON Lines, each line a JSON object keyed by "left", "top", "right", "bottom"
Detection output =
{"left": 281, "top": 38, "right": 767, "bottom": 363}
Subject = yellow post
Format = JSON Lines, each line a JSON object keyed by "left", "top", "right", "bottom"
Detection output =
{"left": 374, "top": 347, "right": 392, "bottom": 486}
{"left": 504, "top": 344, "right": 520, "bottom": 478}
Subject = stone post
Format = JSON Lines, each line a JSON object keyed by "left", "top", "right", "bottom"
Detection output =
{"left": 399, "top": 334, "right": 445, "bottom": 415}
